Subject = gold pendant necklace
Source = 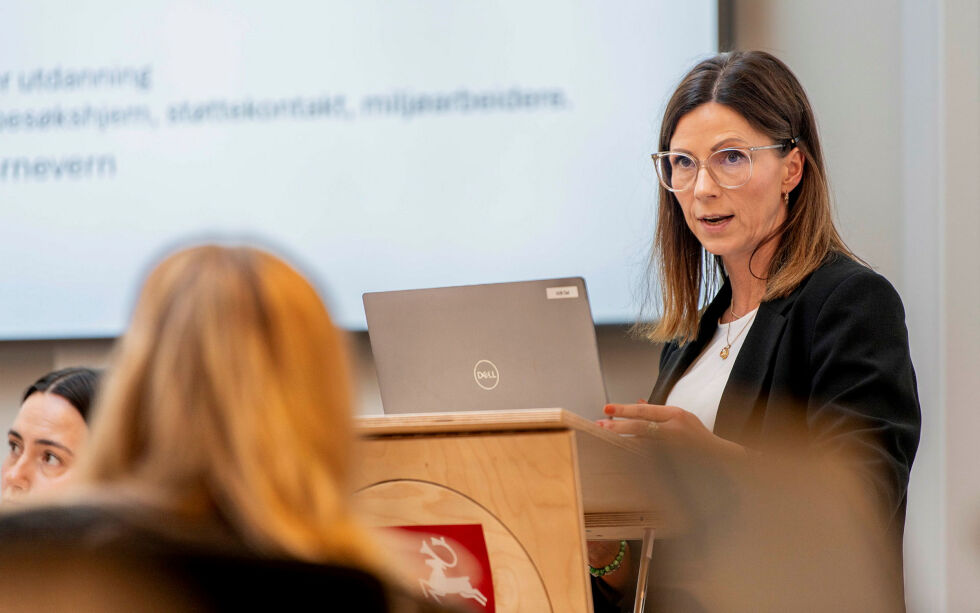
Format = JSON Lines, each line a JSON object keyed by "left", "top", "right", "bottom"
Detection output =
{"left": 720, "top": 305, "right": 755, "bottom": 360}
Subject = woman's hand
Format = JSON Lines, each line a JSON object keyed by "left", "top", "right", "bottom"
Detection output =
{"left": 597, "top": 401, "right": 747, "bottom": 461}
{"left": 586, "top": 539, "right": 631, "bottom": 591}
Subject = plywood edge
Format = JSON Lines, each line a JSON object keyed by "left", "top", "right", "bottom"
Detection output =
{"left": 357, "top": 408, "right": 577, "bottom": 436}
{"left": 584, "top": 512, "right": 664, "bottom": 541}
{"left": 584, "top": 512, "right": 662, "bottom": 529}
{"left": 565, "top": 428, "right": 593, "bottom": 612}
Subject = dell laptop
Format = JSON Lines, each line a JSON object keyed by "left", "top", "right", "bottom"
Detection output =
{"left": 363, "top": 277, "right": 608, "bottom": 418}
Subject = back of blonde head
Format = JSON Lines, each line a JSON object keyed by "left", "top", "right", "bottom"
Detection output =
{"left": 81, "top": 245, "right": 374, "bottom": 567}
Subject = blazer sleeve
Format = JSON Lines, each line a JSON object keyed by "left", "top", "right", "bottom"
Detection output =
{"left": 806, "top": 269, "right": 921, "bottom": 524}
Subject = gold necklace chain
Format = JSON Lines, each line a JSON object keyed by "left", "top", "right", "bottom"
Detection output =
{"left": 720, "top": 307, "right": 756, "bottom": 360}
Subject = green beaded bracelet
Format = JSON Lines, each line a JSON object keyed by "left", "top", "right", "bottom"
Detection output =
{"left": 588, "top": 540, "right": 627, "bottom": 577}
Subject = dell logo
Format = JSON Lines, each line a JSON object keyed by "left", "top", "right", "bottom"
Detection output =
{"left": 473, "top": 359, "right": 500, "bottom": 390}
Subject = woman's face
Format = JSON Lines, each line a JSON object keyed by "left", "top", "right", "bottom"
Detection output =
{"left": 1, "top": 392, "right": 88, "bottom": 504}
{"left": 668, "top": 102, "right": 803, "bottom": 270}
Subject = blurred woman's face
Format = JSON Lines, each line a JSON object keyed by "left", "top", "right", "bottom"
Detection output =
{"left": 1, "top": 392, "right": 88, "bottom": 504}
{"left": 668, "top": 102, "right": 801, "bottom": 270}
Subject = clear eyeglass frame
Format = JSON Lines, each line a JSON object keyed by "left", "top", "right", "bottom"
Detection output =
{"left": 650, "top": 143, "right": 787, "bottom": 192}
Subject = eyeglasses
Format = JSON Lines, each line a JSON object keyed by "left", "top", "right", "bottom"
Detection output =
{"left": 651, "top": 143, "right": 789, "bottom": 192}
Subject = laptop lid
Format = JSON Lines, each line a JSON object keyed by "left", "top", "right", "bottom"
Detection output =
{"left": 363, "top": 277, "right": 608, "bottom": 419}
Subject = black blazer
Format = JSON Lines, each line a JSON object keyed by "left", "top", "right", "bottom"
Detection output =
{"left": 650, "top": 253, "right": 921, "bottom": 529}
{"left": 590, "top": 254, "right": 920, "bottom": 612}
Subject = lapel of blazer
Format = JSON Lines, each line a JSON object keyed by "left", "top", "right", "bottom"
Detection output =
{"left": 648, "top": 282, "right": 732, "bottom": 404}
{"left": 713, "top": 289, "right": 797, "bottom": 441}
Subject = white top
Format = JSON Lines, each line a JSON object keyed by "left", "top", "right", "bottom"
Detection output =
{"left": 664, "top": 307, "right": 758, "bottom": 432}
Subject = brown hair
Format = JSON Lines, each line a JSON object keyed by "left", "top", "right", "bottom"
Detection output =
{"left": 644, "top": 50, "right": 855, "bottom": 343}
{"left": 79, "top": 245, "right": 376, "bottom": 567}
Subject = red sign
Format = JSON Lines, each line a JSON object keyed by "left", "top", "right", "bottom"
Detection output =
{"left": 392, "top": 524, "right": 495, "bottom": 612}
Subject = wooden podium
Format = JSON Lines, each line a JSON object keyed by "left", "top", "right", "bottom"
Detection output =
{"left": 352, "top": 409, "right": 678, "bottom": 613}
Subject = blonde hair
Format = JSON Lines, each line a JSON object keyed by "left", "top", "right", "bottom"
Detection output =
{"left": 80, "top": 245, "right": 375, "bottom": 567}
{"left": 643, "top": 51, "right": 856, "bottom": 343}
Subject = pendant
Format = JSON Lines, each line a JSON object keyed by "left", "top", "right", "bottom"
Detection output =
{"left": 719, "top": 346, "right": 730, "bottom": 359}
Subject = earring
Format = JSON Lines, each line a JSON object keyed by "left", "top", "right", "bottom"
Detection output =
{"left": 783, "top": 192, "right": 789, "bottom": 204}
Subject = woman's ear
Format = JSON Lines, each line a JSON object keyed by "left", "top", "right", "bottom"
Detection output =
{"left": 781, "top": 147, "right": 805, "bottom": 194}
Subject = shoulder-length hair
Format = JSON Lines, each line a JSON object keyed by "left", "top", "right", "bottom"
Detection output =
{"left": 645, "top": 50, "right": 855, "bottom": 343}
{"left": 80, "top": 244, "right": 375, "bottom": 567}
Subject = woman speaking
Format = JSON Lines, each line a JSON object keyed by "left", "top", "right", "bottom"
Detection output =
{"left": 590, "top": 51, "right": 920, "bottom": 611}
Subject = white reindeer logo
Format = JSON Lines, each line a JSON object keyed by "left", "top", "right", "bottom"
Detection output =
{"left": 418, "top": 536, "right": 489, "bottom": 607}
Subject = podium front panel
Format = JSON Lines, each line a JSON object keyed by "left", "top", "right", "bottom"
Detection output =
{"left": 353, "top": 429, "right": 591, "bottom": 613}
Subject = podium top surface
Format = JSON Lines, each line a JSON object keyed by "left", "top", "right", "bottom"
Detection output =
{"left": 356, "top": 408, "right": 651, "bottom": 456}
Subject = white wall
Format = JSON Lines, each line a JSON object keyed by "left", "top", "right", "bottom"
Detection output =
{"left": 937, "top": 1, "right": 980, "bottom": 609}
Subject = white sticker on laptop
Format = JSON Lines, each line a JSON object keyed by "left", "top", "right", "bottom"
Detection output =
{"left": 546, "top": 285, "right": 579, "bottom": 299}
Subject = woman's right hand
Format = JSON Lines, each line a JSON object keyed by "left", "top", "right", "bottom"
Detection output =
{"left": 598, "top": 402, "right": 747, "bottom": 462}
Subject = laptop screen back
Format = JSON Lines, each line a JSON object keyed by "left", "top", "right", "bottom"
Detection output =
{"left": 363, "top": 277, "right": 608, "bottom": 419}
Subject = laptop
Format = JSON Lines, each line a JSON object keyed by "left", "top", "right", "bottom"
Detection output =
{"left": 363, "top": 277, "right": 608, "bottom": 418}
